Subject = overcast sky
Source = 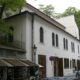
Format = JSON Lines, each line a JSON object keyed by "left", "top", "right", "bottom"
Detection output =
{"left": 27, "top": 0, "right": 80, "bottom": 13}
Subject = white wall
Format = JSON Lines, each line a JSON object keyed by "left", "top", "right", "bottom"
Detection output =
{"left": 7, "top": 13, "right": 33, "bottom": 61}
{"left": 26, "top": 13, "right": 33, "bottom": 61}
{"left": 7, "top": 14, "right": 26, "bottom": 49}
{"left": 7, "top": 14, "right": 27, "bottom": 59}
{"left": 33, "top": 15, "right": 80, "bottom": 77}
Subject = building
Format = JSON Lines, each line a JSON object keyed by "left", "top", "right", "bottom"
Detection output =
{"left": 57, "top": 15, "right": 79, "bottom": 39}
{"left": 4, "top": 3, "right": 80, "bottom": 78}
{"left": 0, "top": 4, "right": 39, "bottom": 80}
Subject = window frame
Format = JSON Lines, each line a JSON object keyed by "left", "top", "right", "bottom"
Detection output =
{"left": 40, "top": 27, "right": 44, "bottom": 43}
{"left": 64, "top": 58, "right": 69, "bottom": 69}
{"left": 56, "top": 34, "right": 58, "bottom": 47}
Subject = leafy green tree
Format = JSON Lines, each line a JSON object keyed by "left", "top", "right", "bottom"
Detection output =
{"left": 0, "top": 0, "right": 26, "bottom": 18}
{"left": 39, "top": 4, "right": 55, "bottom": 18}
{"left": 75, "top": 10, "right": 80, "bottom": 28}
{"left": 58, "top": 7, "right": 78, "bottom": 18}
{"left": 0, "top": 0, "right": 26, "bottom": 39}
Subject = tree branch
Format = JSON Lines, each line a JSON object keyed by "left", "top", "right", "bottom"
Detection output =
{"left": 0, "top": 3, "right": 5, "bottom": 19}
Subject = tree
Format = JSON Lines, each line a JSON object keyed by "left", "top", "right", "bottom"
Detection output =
{"left": 75, "top": 10, "right": 80, "bottom": 28}
{"left": 39, "top": 4, "right": 55, "bottom": 18}
{"left": 58, "top": 7, "right": 78, "bottom": 18}
{"left": 0, "top": 0, "right": 26, "bottom": 18}
{"left": 0, "top": 0, "right": 26, "bottom": 40}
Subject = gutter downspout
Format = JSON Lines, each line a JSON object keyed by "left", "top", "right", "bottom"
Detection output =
{"left": 31, "top": 13, "right": 34, "bottom": 62}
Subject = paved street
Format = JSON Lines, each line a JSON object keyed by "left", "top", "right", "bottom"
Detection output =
{"left": 43, "top": 74, "right": 79, "bottom": 80}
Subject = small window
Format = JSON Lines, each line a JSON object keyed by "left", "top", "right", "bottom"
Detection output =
{"left": 40, "top": 27, "right": 44, "bottom": 43}
{"left": 70, "top": 60, "right": 72, "bottom": 68}
{"left": 73, "top": 43, "right": 75, "bottom": 52}
{"left": 64, "top": 58, "right": 69, "bottom": 68}
{"left": 71, "top": 42, "right": 75, "bottom": 52}
{"left": 78, "top": 45, "right": 79, "bottom": 53}
{"left": 52, "top": 32, "right": 55, "bottom": 46}
{"left": 8, "top": 26, "right": 14, "bottom": 42}
{"left": 71, "top": 42, "right": 72, "bottom": 52}
{"left": 66, "top": 39, "right": 68, "bottom": 50}
{"left": 63, "top": 38, "right": 65, "bottom": 49}
{"left": 56, "top": 34, "right": 58, "bottom": 47}
{"left": 72, "top": 59, "right": 75, "bottom": 68}
{"left": 52, "top": 33, "right": 59, "bottom": 48}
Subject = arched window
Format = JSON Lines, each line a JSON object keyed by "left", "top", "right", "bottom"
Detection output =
{"left": 66, "top": 39, "right": 68, "bottom": 50}
{"left": 40, "top": 27, "right": 44, "bottom": 43}
{"left": 52, "top": 32, "right": 55, "bottom": 46}
{"left": 63, "top": 38, "right": 65, "bottom": 49}
{"left": 8, "top": 26, "right": 14, "bottom": 42}
{"left": 56, "top": 34, "right": 58, "bottom": 47}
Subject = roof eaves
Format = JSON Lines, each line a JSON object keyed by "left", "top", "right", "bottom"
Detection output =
{"left": 5, "top": 11, "right": 27, "bottom": 20}
{"left": 26, "top": 3, "right": 66, "bottom": 30}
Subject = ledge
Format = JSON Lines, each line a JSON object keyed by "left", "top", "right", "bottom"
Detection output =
{"left": 0, "top": 45, "right": 26, "bottom": 53}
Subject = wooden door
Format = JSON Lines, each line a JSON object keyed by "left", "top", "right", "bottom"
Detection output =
{"left": 58, "top": 58, "right": 63, "bottom": 76}
{"left": 77, "top": 60, "right": 80, "bottom": 70}
{"left": 38, "top": 55, "right": 46, "bottom": 78}
{"left": 54, "top": 58, "right": 63, "bottom": 77}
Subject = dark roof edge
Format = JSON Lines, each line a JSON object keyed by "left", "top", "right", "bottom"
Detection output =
{"left": 26, "top": 3, "right": 65, "bottom": 29}
{"left": 5, "top": 11, "right": 28, "bottom": 20}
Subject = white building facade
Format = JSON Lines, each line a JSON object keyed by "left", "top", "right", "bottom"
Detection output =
{"left": 6, "top": 3, "right": 80, "bottom": 78}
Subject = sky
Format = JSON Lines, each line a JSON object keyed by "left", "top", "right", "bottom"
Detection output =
{"left": 27, "top": 0, "right": 80, "bottom": 13}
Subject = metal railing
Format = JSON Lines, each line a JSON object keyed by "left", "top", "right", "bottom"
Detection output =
{"left": 0, "top": 35, "right": 25, "bottom": 49}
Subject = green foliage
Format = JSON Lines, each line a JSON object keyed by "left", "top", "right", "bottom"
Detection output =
{"left": 39, "top": 4, "right": 55, "bottom": 18}
{"left": 57, "top": 7, "right": 78, "bottom": 18}
{"left": 0, "top": 0, "right": 26, "bottom": 11}
{"left": 0, "top": 0, "right": 26, "bottom": 36}
{"left": 0, "top": 19, "right": 11, "bottom": 34}
{"left": 74, "top": 10, "right": 80, "bottom": 28}
{"left": 39, "top": 4, "right": 80, "bottom": 29}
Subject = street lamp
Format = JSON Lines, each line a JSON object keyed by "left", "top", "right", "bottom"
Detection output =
{"left": 33, "top": 44, "right": 37, "bottom": 63}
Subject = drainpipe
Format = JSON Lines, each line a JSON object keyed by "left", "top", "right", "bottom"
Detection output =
{"left": 31, "top": 13, "right": 34, "bottom": 62}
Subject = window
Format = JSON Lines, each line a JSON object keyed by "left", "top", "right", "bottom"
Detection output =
{"left": 70, "top": 60, "right": 72, "bottom": 68}
{"left": 72, "top": 59, "right": 75, "bottom": 68}
{"left": 73, "top": 43, "right": 75, "bottom": 52}
{"left": 56, "top": 34, "right": 58, "bottom": 47}
{"left": 63, "top": 38, "right": 65, "bottom": 49}
{"left": 40, "top": 27, "right": 44, "bottom": 43}
{"left": 52, "top": 33, "right": 59, "bottom": 47}
{"left": 71, "top": 42, "right": 72, "bottom": 52}
{"left": 63, "top": 38, "right": 68, "bottom": 50}
{"left": 66, "top": 39, "right": 68, "bottom": 50}
{"left": 8, "top": 26, "right": 14, "bottom": 42}
{"left": 64, "top": 58, "right": 69, "bottom": 68}
{"left": 52, "top": 33, "right": 55, "bottom": 46}
{"left": 78, "top": 45, "right": 79, "bottom": 54}
{"left": 71, "top": 42, "right": 75, "bottom": 52}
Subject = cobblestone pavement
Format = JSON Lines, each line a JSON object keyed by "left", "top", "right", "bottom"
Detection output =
{"left": 43, "top": 74, "right": 78, "bottom": 80}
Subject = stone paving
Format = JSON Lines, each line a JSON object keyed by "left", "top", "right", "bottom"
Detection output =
{"left": 43, "top": 74, "right": 78, "bottom": 80}
{"left": 43, "top": 71, "right": 80, "bottom": 80}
